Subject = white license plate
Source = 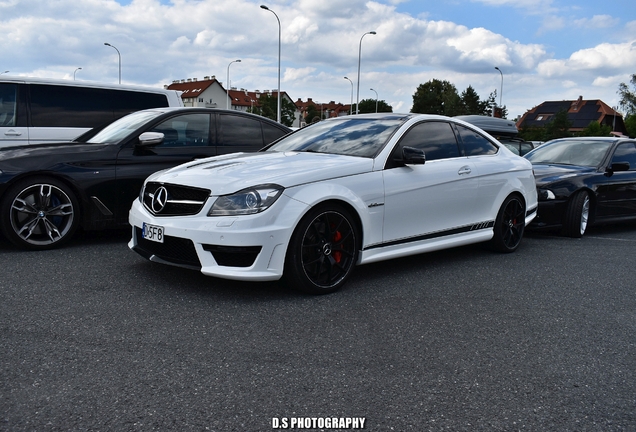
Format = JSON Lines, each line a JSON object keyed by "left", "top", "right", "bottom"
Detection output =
{"left": 142, "top": 222, "right": 164, "bottom": 243}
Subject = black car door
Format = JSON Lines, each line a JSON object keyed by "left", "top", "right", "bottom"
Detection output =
{"left": 595, "top": 142, "right": 636, "bottom": 218}
{"left": 113, "top": 112, "right": 217, "bottom": 223}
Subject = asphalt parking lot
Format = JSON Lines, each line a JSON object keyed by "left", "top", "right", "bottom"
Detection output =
{"left": 1, "top": 224, "right": 635, "bottom": 431}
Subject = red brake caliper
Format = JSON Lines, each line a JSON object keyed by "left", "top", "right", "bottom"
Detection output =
{"left": 332, "top": 228, "right": 342, "bottom": 263}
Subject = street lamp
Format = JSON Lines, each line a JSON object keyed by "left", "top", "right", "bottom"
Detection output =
{"left": 74, "top": 67, "right": 82, "bottom": 80}
{"left": 260, "top": 5, "right": 281, "bottom": 123}
{"left": 495, "top": 66, "right": 503, "bottom": 109}
{"left": 356, "top": 31, "right": 376, "bottom": 114}
{"left": 344, "top": 77, "right": 353, "bottom": 115}
{"left": 226, "top": 59, "right": 241, "bottom": 110}
{"left": 370, "top": 88, "right": 378, "bottom": 113}
{"left": 104, "top": 43, "right": 121, "bottom": 84}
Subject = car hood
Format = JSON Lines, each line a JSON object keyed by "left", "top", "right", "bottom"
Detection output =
{"left": 148, "top": 151, "right": 375, "bottom": 195}
{"left": 531, "top": 163, "right": 596, "bottom": 186}
{"left": 0, "top": 142, "right": 113, "bottom": 170}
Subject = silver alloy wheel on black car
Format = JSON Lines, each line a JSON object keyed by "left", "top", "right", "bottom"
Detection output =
{"left": 284, "top": 204, "right": 359, "bottom": 294}
{"left": 563, "top": 190, "right": 590, "bottom": 238}
{"left": 0, "top": 177, "right": 79, "bottom": 250}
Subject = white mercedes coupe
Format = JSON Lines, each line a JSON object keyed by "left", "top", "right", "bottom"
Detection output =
{"left": 129, "top": 113, "right": 537, "bottom": 294}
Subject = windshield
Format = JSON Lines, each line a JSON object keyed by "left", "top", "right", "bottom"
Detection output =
{"left": 525, "top": 139, "right": 612, "bottom": 167}
{"left": 86, "top": 110, "right": 164, "bottom": 144}
{"left": 267, "top": 118, "right": 403, "bottom": 158}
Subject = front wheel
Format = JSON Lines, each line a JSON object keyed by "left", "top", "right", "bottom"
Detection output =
{"left": 562, "top": 190, "right": 590, "bottom": 238}
{"left": 0, "top": 177, "right": 80, "bottom": 250}
{"left": 284, "top": 205, "right": 359, "bottom": 294}
{"left": 490, "top": 194, "right": 526, "bottom": 253}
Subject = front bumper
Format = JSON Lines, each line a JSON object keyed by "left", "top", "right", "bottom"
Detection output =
{"left": 128, "top": 195, "right": 308, "bottom": 281}
{"left": 528, "top": 199, "right": 567, "bottom": 229}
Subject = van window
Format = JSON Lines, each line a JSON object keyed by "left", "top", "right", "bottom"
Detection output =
{"left": 0, "top": 83, "right": 17, "bottom": 127}
{"left": 29, "top": 84, "right": 170, "bottom": 129}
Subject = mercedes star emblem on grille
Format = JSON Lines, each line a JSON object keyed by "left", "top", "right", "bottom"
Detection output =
{"left": 151, "top": 186, "right": 169, "bottom": 213}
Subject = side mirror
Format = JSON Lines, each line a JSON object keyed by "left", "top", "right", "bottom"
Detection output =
{"left": 606, "top": 162, "right": 630, "bottom": 176}
{"left": 137, "top": 132, "right": 164, "bottom": 147}
{"left": 402, "top": 146, "right": 426, "bottom": 165}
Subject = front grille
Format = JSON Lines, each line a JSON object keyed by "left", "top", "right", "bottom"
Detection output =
{"left": 142, "top": 182, "right": 210, "bottom": 216}
{"left": 135, "top": 227, "right": 201, "bottom": 268}
{"left": 202, "top": 245, "right": 262, "bottom": 267}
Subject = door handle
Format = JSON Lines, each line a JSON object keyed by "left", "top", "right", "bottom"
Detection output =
{"left": 4, "top": 129, "right": 22, "bottom": 136}
{"left": 458, "top": 166, "right": 472, "bottom": 175}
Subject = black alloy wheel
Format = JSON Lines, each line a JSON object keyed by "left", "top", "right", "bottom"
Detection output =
{"left": 490, "top": 194, "right": 526, "bottom": 253}
{"left": 0, "top": 177, "right": 80, "bottom": 250}
{"left": 284, "top": 205, "right": 359, "bottom": 294}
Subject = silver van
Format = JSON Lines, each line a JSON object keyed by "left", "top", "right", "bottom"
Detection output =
{"left": 0, "top": 76, "right": 183, "bottom": 147}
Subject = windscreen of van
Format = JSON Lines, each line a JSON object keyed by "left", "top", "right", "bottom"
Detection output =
{"left": 29, "top": 84, "right": 170, "bottom": 129}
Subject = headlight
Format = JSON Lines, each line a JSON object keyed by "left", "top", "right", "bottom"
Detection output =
{"left": 208, "top": 184, "right": 284, "bottom": 216}
{"left": 538, "top": 189, "right": 556, "bottom": 200}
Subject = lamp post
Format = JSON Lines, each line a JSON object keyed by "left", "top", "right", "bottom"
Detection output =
{"left": 226, "top": 59, "right": 241, "bottom": 110}
{"left": 260, "top": 5, "right": 281, "bottom": 124}
{"left": 494, "top": 66, "right": 503, "bottom": 110}
{"left": 74, "top": 67, "right": 82, "bottom": 80}
{"left": 104, "top": 43, "right": 121, "bottom": 84}
{"left": 356, "top": 31, "right": 376, "bottom": 114}
{"left": 370, "top": 88, "right": 378, "bottom": 113}
{"left": 344, "top": 77, "right": 353, "bottom": 115}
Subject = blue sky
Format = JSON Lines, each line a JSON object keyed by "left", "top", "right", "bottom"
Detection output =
{"left": 1, "top": 0, "right": 635, "bottom": 119}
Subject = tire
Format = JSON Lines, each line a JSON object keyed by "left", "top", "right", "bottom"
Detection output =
{"left": 562, "top": 190, "right": 590, "bottom": 238}
{"left": 0, "top": 177, "right": 80, "bottom": 250}
{"left": 284, "top": 204, "right": 359, "bottom": 294}
{"left": 490, "top": 194, "right": 526, "bottom": 253}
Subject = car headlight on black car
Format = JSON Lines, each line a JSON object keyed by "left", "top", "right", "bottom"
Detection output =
{"left": 208, "top": 184, "right": 284, "bottom": 216}
{"left": 538, "top": 189, "right": 556, "bottom": 200}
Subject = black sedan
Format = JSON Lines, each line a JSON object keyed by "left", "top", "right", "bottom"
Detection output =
{"left": 524, "top": 136, "right": 636, "bottom": 237}
{"left": 0, "top": 108, "right": 290, "bottom": 250}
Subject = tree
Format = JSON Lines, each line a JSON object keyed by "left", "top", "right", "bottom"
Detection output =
{"left": 579, "top": 121, "right": 612, "bottom": 137}
{"left": 625, "top": 114, "right": 636, "bottom": 138}
{"left": 460, "top": 85, "right": 487, "bottom": 115}
{"left": 357, "top": 98, "right": 393, "bottom": 114}
{"left": 618, "top": 74, "right": 636, "bottom": 116}
{"left": 251, "top": 93, "right": 297, "bottom": 127}
{"left": 411, "top": 79, "right": 462, "bottom": 116}
{"left": 544, "top": 109, "right": 572, "bottom": 140}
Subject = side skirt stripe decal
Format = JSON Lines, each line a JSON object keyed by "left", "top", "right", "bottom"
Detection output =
{"left": 364, "top": 221, "right": 495, "bottom": 251}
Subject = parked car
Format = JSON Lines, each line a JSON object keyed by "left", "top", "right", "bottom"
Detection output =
{"left": 455, "top": 115, "right": 535, "bottom": 155}
{"left": 129, "top": 113, "right": 538, "bottom": 294}
{"left": 524, "top": 136, "right": 636, "bottom": 237}
{"left": 0, "top": 107, "right": 291, "bottom": 250}
{"left": 0, "top": 75, "right": 184, "bottom": 148}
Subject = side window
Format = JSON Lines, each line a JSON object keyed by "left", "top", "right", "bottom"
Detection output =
{"left": 455, "top": 124, "right": 498, "bottom": 156}
{"left": 150, "top": 113, "right": 210, "bottom": 147}
{"left": 30, "top": 84, "right": 112, "bottom": 128}
{"left": 219, "top": 114, "right": 263, "bottom": 147}
{"left": 0, "top": 83, "right": 17, "bottom": 127}
{"left": 111, "top": 90, "right": 169, "bottom": 119}
{"left": 397, "top": 121, "right": 460, "bottom": 161}
{"left": 262, "top": 122, "right": 288, "bottom": 144}
{"left": 611, "top": 143, "right": 636, "bottom": 170}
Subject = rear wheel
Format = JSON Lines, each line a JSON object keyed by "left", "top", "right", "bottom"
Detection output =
{"left": 562, "top": 191, "right": 590, "bottom": 238}
{"left": 284, "top": 205, "right": 359, "bottom": 294}
{"left": 0, "top": 177, "right": 80, "bottom": 250}
{"left": 490, "top": 194, "right": 526, "bottom": 253}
